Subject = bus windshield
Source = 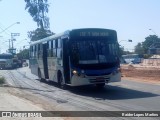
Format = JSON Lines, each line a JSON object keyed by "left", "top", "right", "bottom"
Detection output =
{"left": 71, "top": 40, "right": 119, "bottom": 66}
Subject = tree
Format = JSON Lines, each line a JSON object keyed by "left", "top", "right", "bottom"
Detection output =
{"left": 134, "top": 42, "right": 144, "bottom": 55}
{"left": 24, "top": 0, "right": 54, "bottom": 41}
{"left": 134, "top": 35, "right": 160, "bottom": 55}
{"left": 25, "top": 0, "right": 49, "bottom": 29}
{"left": 142, "top": 35, "right": 160, "bottom": 53}
{"left": 28, "top": 28, "right": 54, "bottom": 41}
{"left": 17, "top": 49, "right": 29, "bottom": 59}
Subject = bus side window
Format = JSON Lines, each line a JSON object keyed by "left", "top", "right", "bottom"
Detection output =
{"left": 57, "top": 39, "right": 62, "bottom": 59}
{"left": 53, "top": 40, "right": 57, "bottom": 57}
{"left": 47, "top": 41, "right": 53, "bottom": 57}
{"left": 57, "top": 50, "right": 62, "bottom": 59}
{"left": 47, "top": 41, "right": 50, "bottom": 57}
{"left": 33, "top": 45, "right": 35, "bottom": 58}
{"left": 30, "top": 46, "right": 33, "bottom": 58}
{"left": 38, "top": 44, "right": 40, "bottom": 58}
{"left": 40, "top": 44, "right": 43, "bottom": 58}
{"left": 58, "top": 38, "right": 61, "bottom": 48}
{"left": 36, "top": 44, "right": 38, "bottom": 58}
{"left": 51, "top": 40, "right": 53, "bottom": 57}
{"left": 34, "top": 45, "right": 36, "bottom": 58}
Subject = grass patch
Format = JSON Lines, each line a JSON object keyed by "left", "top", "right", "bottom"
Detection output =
{"left": 0, "top": 76, "right": 5, "bottom": 84}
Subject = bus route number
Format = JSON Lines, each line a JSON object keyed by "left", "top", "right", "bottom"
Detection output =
{"left": 80, "top": 32, "right": 109, "bottom": 37}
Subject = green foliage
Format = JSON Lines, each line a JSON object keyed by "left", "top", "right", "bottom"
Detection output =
{"left": 0, "top": 76, "right": 5, "bottom": 84}
{"left": 134, "top": 42, "right": 145, "bottom": 55}
{"left": 134, "top": 35, "right": 160, "bottom": 55}
{"left": 24, "top": 0, "right": 50, "bottom": 29}
{"left": 17, "top": 49, "right": 29, "bottom": 59}
{"left": 28, "top": 28, "right": 54, "bottom": 41}
{"left": 142, "top": 35, "right": 160, "bottom": 53}
{"left": 24, "top": 0, "right": 54, "bottom": 41}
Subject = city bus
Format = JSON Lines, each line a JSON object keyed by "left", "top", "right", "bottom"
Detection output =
{"left": 122, "top": 54, "right": 143, "bottom": 64}
{"left": 29, "top": 28, "right": 121, "bottom": 88}
{"left": 0, "top": 53, "right": 14, "bottom": 69}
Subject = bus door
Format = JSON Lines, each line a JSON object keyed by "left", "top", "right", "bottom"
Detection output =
{"left": 42, "top": 43, "right": 49, "bottom": 79}
{"left": 62, "top": 38, "right": 70, "bottom": 84}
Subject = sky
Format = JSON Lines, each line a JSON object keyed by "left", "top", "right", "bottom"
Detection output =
{"left": 0, "top": 0, "right": 160, "bottom": 53}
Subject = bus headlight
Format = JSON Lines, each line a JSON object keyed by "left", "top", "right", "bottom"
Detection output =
{"left": 72, "top": 70, "right": 85, "bottom": 77}
{"left": 73, "top": 70, "right": 78, "bottom": 75}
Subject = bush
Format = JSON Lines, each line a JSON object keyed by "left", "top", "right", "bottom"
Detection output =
{"left": 0, "top": 76, "right": 5, "bottom": 84}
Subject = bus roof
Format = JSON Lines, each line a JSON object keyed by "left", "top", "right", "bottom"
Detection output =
{"left": 0, "top": 53, "right": 13, "bottom": 56}
{"left": 30, "top": 28, "right": 117, "bottom": 46}
{"left": 122, "top": 54, "right": 139, "bottom": 56}
{"left": 30, "top": 30, "right": 70, "bottom": 46}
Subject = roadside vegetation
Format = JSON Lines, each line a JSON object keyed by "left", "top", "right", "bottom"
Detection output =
{"left": 120, "top": 35, "right": 160, "bottom": 58}
{"left": 0, "top": 76, "right": 5, "bottom": 84}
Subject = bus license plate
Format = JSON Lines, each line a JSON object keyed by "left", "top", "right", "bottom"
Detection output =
{"left": 96, "top": 77, "right": 104, "bottom": 80}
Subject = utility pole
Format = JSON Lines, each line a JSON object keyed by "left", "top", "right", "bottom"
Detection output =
{"left": 9, "top": 33, "right": 20, "bottom": 54}
{"left": 8, "top": 39, "right": 11, "bottom": 51}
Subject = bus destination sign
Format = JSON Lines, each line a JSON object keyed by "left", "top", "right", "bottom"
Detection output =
{"left": 79, "top": 32, "right": 109, "bottom": 37}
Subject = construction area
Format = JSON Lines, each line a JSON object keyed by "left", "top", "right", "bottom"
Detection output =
{"left": 121, "top": 58, "right": 160, "bottom": 83}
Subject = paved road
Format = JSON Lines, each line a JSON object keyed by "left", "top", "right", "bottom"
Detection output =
{"left": 0, "top": 67, "right": 160, "bottom": 120}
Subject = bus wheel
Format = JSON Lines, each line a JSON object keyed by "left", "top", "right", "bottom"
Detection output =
{"left": 58, "top": 73, "right": 65, "bottom": 89}
{"left": 96, "top": 83, "right": 105, "bottom": 88}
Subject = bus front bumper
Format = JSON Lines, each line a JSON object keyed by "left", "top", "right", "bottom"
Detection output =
{"left": 70, "top": 72, "right": 121, "bottom": 86}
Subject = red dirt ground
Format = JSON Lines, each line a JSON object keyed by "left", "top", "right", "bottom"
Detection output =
{"left": 121, "top": 64, "right": 160, "bottom": 84}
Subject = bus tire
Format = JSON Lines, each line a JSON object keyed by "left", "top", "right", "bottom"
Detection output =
{"left": 58, "top": 72, "right": 66, "bottom": 89}
{"left": 96, "top": 83, "right": 105, "bottom": 88}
